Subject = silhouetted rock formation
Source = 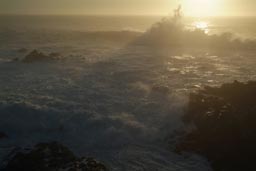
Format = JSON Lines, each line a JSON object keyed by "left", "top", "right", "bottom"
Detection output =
{"left": 22, "top": 50, "right": 60, "bottom": 63}
{"left": 176, "top": 81, "right": 256, "bottom": 171}
{"left": 3, "top": 142, "right": 107, "bottom": 171}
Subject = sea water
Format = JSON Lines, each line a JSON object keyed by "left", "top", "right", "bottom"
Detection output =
{"left": 0, "top": 15, "right": 256, "bottom": 170}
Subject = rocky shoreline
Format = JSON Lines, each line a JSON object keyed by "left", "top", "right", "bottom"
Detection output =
{"left": 176, "top": 81, "right": 256, "bottom": 171}
{"left": 2, "top": 81, "right": 256, "bottom": 170}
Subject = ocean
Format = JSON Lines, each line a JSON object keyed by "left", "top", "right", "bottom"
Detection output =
{"left": 0, "top": 15, "right": 256, "bottom": 170}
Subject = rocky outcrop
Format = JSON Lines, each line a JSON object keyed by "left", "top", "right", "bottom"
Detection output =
{"left": 22, "top": 50, "right": 60, "bottom": 63}
{"left": 3, "top": 142, "right": 107, "bottom": 171}
{"left": 176, "top": 81, "right": 256, "bottom": 171}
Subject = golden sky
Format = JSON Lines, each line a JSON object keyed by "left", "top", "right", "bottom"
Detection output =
{"left": 1, "top": 0, "right": 255, "bottom": 16}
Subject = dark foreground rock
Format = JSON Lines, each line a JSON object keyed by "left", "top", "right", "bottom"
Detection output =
{"left": 0, "top": 132, "right": 8, "bottom": 140}
{"left": 22, "top": 50, "right": 60, "bottom": 63}
{"left": 3, "top": 142, "right": 107, "bottom": 171}
{"left": 176, "top": 81, "right": 256, "bottom": 171}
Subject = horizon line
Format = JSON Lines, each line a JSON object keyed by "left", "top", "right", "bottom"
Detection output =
{"left": 0, "top": 13, "right": 256, "bottom": 18}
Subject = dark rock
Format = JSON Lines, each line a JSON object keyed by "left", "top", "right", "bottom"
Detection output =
{"left": 3, "top": 142, "right": 107, "bottom": 171}
{"left": 12, "top": 57, "right": 19, "bottom": 62}
{"left": 0, "top": 132, "right": 8, "bottom": 139}
{"left": 176, "top": 81, "right": 256, "bottom": 171}
{"left": 22, "top": 50, "right": 55, "bottom": 63}
{"left": 152, "top": 85, "right": 170, "bottom": 94}
{"left": 49, "top": 52, "right": 61, "bottom": 58}
{"left": 17, "top": 48, "right": 28, "bottom": 53}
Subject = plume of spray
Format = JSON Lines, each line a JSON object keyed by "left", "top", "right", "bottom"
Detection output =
{"left": 136, "top": 4, "right": 256, "bottom": 50}
{"left": 173, "top": 4, "right": 183, "bottom": 22}
{"left": 136, "top": 5, "right": 185, "bottom": 47}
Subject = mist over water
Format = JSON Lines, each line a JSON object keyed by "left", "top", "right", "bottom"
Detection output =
{"left": 0, "top": 15, "right": 256, "bottom": 170}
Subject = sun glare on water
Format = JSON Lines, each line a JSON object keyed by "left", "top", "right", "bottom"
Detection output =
{"left": 193, "top": 21, "right": 209, "bottom": 33}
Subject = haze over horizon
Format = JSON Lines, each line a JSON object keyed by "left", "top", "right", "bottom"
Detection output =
{"left": 1, "top": 0, "right": 256, "bottom": 17}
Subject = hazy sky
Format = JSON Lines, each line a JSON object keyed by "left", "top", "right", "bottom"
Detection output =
{"left": 0, "top": 0, "right": 255, "bottom": 16}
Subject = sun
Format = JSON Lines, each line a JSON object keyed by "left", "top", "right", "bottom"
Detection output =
{"left": 182, "top": 0, "right": 219, "bottom": 17}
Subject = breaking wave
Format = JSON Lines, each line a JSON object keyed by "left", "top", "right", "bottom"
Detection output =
{"left": 135, "top": 17, "right": 256, "bottom": 50}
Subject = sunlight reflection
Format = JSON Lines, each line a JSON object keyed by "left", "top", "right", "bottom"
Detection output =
{"left": 193, "top": 21, "right": 209, "bottom": 33}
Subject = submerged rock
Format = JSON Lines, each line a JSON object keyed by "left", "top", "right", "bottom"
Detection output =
{"left": 22, "top": 50, "right": 59, "bottom": 63}
{"left": 3, "top": 142, "right": 107, "bottom": 171}
{"left": 176, "top": 80, "right": 256, "bottom": 171}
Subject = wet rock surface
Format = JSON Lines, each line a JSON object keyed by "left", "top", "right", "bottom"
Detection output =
{"left": 2, "top": 142, "right": 107, "bottom": 171}
{"left": 176, "top": 81, "right": 256, "bottom": 171}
